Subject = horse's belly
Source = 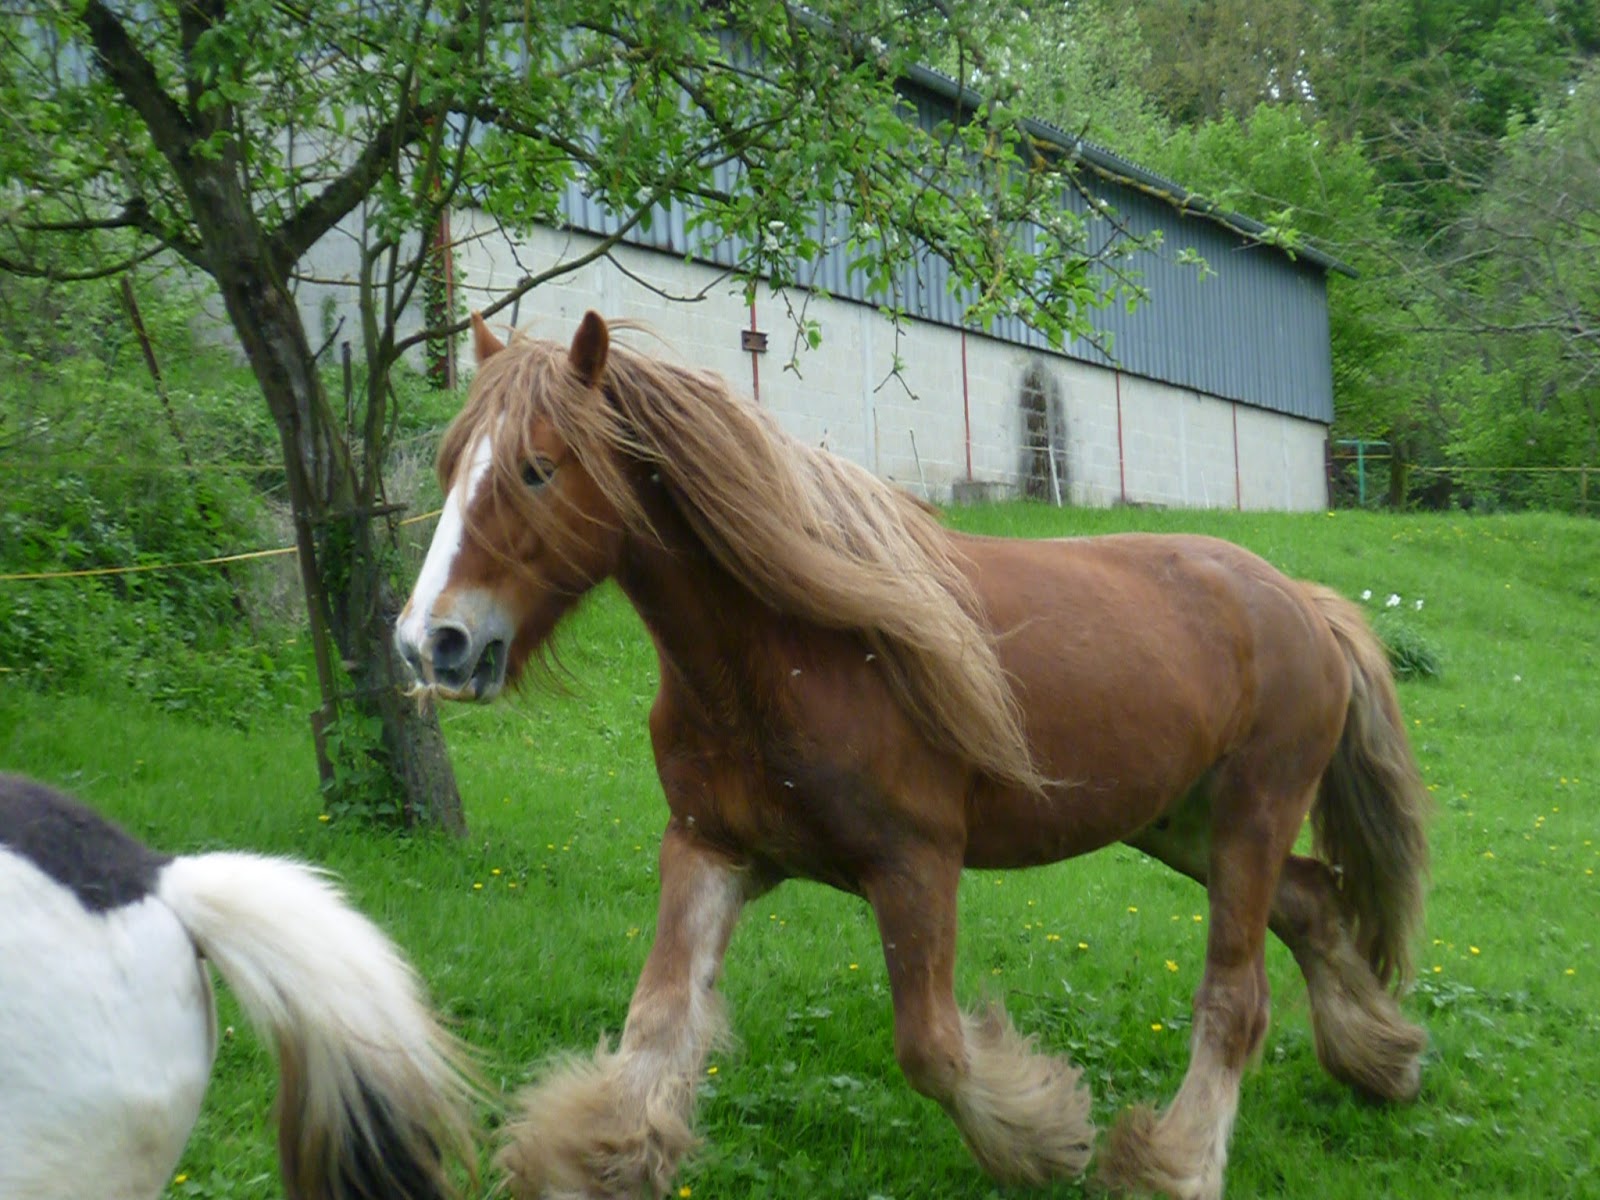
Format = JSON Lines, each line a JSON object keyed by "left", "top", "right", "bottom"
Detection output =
{"left": 0, "top": 854, "right": 214, "bottom": 1200}
{"left": 962, "top": 778, "right": 1178, "bottom": 868}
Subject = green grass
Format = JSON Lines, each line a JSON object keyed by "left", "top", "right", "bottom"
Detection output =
{"left": 2, "top": 506, "right": 1597, "bottom": 1199}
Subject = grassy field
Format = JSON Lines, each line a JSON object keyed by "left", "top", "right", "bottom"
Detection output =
{"left": 2, "top": 505, "right": 1597, "bottom": 1199}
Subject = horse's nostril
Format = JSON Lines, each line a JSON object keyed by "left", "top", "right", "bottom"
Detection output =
{"left": 397, "top": 636, "right": 425, "bottom": 682}
{"left": 430, "top": 625, "right": 472, "bottom": 672}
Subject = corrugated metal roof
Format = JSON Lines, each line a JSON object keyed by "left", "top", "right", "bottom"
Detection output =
{"left": 899, "top": 63, "right": 1354, "bottom": 280}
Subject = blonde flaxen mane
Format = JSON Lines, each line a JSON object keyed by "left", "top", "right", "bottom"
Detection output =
{"left": 439, "top": 325, "right": 1046, "bottom": 794}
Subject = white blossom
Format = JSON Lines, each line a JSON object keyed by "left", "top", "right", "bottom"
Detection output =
{"left": 1361, "top": 589, "right": 1372, "bottom": 601}
{"left": 1386, "top": 593, "right": 1401, "bottom": 608}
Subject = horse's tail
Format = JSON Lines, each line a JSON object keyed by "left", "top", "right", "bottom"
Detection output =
{"left": 157, "top": 852, "right": 478, "bottom": 1200}
{"left": 1303, "top": 584, "right": 1432, "bottom": 990}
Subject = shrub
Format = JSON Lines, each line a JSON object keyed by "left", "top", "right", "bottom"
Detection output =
{"left": 1373, "top": 610, "right": 1444, "bottom": 681}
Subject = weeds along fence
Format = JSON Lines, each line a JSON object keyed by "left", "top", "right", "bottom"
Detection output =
{"left": 0, "top": 448, "right": 443, "bottom": 716}
{"left": 1328, "top": 451, "right": 1595, "bottom": 514}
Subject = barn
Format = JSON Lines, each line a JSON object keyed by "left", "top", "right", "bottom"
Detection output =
{"left": 305, "top": 64, "right": 1348, "bottom": 511}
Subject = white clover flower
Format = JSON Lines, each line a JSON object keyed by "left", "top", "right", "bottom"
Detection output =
{"left": 1414, "top": 598, "right": 1424, "bottom": 611}
{"left": 1361, "top": 589, "right": 1372, "bottom": 601}
{"left": 1386, "top": 593, "right": 1401, "bottom": 608}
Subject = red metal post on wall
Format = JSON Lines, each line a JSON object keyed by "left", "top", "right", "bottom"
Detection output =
{"left": 1114, "top": 369, "right": 1127, "bottom": 504}
{"left": 748, "top": 299, "right": 761, "bottom": 404}
{"left": 960, "top": 329, "right": 973, "bottom": 480}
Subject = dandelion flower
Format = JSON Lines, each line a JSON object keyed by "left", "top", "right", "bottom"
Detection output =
{"left": 317, "top": 813, "right": 331, "bottom": 823}
{"left": 1127, "top": 906, "right": 1139, "bottom": 914}
{"left": 472, "top": 882, "right": 483, "bottom": 890}
{"left": 1078, "top": 941, "right": 1089, "bottom": 950}
{"left": 706, "top": 1065, "right": 718, "bottom": 1076}
{"left": 1165, "top": 960, "right": 1179, "bottom": 972}
{"left": 491, "top": 868, "right": 502, "bottom": 876}
{"left": 680, "top": 1189, "right": 692, "bottom": 1198}
{"left": 1469, "top": 946, "right": 1480, "bottom": 955}
{"left": 1151, "top": 1022, "right": 1164, "bottom": 1032}
{"left": 848, "top": 963, "right": 859, "bottom": 971}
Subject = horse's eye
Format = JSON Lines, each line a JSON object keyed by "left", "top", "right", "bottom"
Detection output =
{"left": 521, "top": 459, "right": 554, "bottom": 488}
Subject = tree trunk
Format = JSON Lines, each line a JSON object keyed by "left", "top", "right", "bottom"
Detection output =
{"left": 1387, "top": 436, "right": 1410, "bottom": 508}
{"left": 74, "top": 0, "right": 465, "bottom": 833}
{"left": 210, "top": 259, "right": 466, "bottom": 835}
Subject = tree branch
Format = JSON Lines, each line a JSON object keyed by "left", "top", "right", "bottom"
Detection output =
{"left": 0, "top": 242, "right": 169, "bottom": 281}
{"left": 15, "top": 200, "right": 149, "bottom": 235}
{"left": 268, "top": 109, "right": 423, "bottom": 273}
{"left": 80, "top": 1, "right": 196, "bottom": 170}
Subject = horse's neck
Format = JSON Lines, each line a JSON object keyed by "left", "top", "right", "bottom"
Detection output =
{"left": 614, "top": 486, "right": 781, "bottom": 715}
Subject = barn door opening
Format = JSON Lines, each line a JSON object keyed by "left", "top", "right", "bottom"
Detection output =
{"left": 1019, "top": 364, "right": 1067, "bottom": 504}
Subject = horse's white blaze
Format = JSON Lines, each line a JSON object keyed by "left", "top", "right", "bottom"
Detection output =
{"left": 0, "top": 850, "right": 213, "bottom": 1200}
{"left": 397, "top": 429, "right": 495, "bottom": 651}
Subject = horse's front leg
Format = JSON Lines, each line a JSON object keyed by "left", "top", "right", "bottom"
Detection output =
{"left": 866, "top": 850, "right": 1095, "bottom": 1186}
{"left": 500, "top": 820, "right": 762, "bottom": 1200}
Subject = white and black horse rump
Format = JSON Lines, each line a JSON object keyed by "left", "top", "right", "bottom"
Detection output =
{"left": 0, "top": 773, "right": 478, "bottom": 1200}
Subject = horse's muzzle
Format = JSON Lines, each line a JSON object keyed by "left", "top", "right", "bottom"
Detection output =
{"left": 395, "top": 620, "right": 508, "bottom": 701}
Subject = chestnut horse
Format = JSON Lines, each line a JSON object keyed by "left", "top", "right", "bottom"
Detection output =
{"left": 396, "top": 311, "right": 1430, "bottom": 1200}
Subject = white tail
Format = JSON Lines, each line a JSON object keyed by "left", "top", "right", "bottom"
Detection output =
{"left": 157, "top": 852, "right": 477, "bottom": 1200}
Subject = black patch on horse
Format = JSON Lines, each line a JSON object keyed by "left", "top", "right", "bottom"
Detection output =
{"left": 0, "top": 774, "right": 171, "bottom": 912}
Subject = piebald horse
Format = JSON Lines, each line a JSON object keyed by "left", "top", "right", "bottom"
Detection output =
{"left": 396, "top": 312, "right": 1430, "bottom": 1199}
{"left": 0, "top": 774, "right": 477, "bottom": 1200}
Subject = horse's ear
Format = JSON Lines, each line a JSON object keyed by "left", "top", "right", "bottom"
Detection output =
{"left": 569, "top": 310, "right": 610, "bottom": 387}
{"left": 470, "top": 311, "right": 504, "bottom": 363}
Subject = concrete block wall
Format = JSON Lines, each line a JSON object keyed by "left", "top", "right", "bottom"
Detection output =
{"left": 300, "top": 217, "right": 1330, "bottom": 511}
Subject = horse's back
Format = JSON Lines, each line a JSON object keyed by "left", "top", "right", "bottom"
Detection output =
{"left": 0, "top": 784, "right": 213, "bottom": 1200}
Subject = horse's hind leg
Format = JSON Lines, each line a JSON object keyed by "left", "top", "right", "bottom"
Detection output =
{"left": 1271, "top": 855, "right": 1426, "bottom": 1102}
{"left": 1102, "top": 781, "right": 1305, "bottom": 1200}
{"left": 865, "top": 849, "right": 1094, "bottom": 1186}
{"left": 499, "top": 822, "right": 761, "bottom": 1200}
{"left": 1129, "top": 825, "right": 1427, "bottom": 1110}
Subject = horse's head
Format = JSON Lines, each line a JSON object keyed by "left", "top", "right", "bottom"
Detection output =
{"left": 395, "top": 311, "right": 627, "bottom": 700}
